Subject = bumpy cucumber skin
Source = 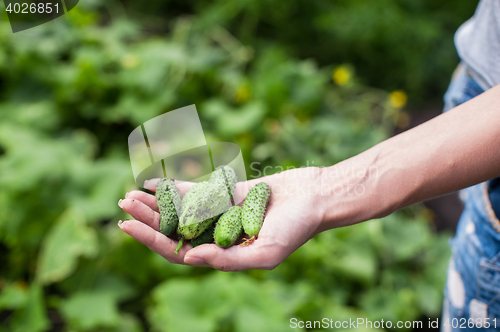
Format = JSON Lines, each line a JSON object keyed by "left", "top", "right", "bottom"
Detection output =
{"left": 241, "top": 182, "right": 270, "bottom": 238}
{"left": 191, "top": 221, "right": 216, "bottom": 247}
{"left": 214, "top": 206, "right": 243, "bottom": 248}
{"left": 210, "top": 165, "right": 237, "bottom": 199}
{"left": 181, "top": 181, "right": 209, "bottom": 212}
{"left": 178, "top": 181, "right": 230, "bottom": 239}
{"left": 156, "top": 178, "right": 182, "bottom": 237}
{"left": 179, "top": 216, "right": 217, "bottom": 240}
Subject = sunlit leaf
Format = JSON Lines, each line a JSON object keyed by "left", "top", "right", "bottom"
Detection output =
{"left": 0, "top": 282, "right": 28, "bottom": 310}
{"left": 9, "top": 283, "right": 50, "bottom": 332}
{"left": 60, "top": 291, "right": 120, "bottom": 330}
{"left": 37, "top": 209, "right": 98, "bottom": 285}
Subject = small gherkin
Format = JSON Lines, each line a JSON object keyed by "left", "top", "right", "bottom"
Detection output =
{"left": 210, "top": 165, "right": 237, "bottom": 200}
{"left": 178, "top": 182, "right": 230, "bottom": 239}
{"left": 214, "top": 206, "right": 243, "bottom": 248}
{"left": 155, "top": 178, "right": 182, "bottom": 237}
{"left": 241, "top": 182, "right": 270, "bottom": 238}
{"left": 191, "top": 219, "right": 217, "bottom": 247}
{"left": 175, "top": 216, "right": 218, "bottom": 254}
{"left": 181, "top": 181, "right": 209, "bottom": 213}
{"left": 179, "top": 215, "right": 218, "bottom": 240}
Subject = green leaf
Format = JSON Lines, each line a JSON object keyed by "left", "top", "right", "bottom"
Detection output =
{"left": 215, "top": 101, "right": 266, "bottom": 137}
{"left": 147, "top": 273, "right": 308, "bottom": 332}
{"left": 329, "top": 245, "right": 377, "bottom": 284}
{"left": 116, "top": 313, "right": 144, "bottom": 332}
{"left": 380, "top": 215, "right": 431, "bottom": 262}
{"left": 147, "top": 278, "right": 217, "bottom": 332}
{"left": 415, "top": 281, "right": 442, "bottom": 317}
{"left": 0, "top": 282, "right": 28, "bottom": 310}
{"left": 60, "top": 291, "right": 121, "bottom": 330}
{"left": 37, "top": 209, "right": 98, "bottom": 285}
{"left": 58, "top": 268, "right": 137, "bottom": 303}
{"left": 10, "top": 283, "right": 50, "bottom": 332}
{"left": 235, "top": 307, "right": 289, "bottom": 332}
{"left": 71, "top": 159, "right": 132, "bottom": 221}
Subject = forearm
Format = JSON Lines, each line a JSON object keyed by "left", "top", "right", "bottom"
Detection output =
{"left": 318, "top": 84, "right": 500, "bottom": 232}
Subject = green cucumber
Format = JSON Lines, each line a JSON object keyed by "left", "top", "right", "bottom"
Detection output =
{"left": 181, "top": 181, "right": 209, "bottom": 211}
{"left": 175, "top": 216, "right": 218, "bottom": 254}
{"left": 214, "top": 206, "right": 243, "bottom": 248}
{"left": 190, "top": 221, "right": 216, "bottom": 247}
{"left": 241, "top": 182, "right": 270, "bottom": 238}
{"left": 179, "top": 182, "right": 230, "bottom": 239}
{"left": 156, "top": 178, "right": 182, "bottom": 237}
{"left": 210, "top": 165, "right": 237, "bottom": 200}
{"left": 179, "top": 215, "right": 217, "bottom": 240}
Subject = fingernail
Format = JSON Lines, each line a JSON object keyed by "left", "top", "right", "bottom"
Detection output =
{"left": 184, "top": 256, "right": 206, "bottom": 266}
{"left": 118, "top": 199, "right": 123, "bottom": 208}
{"left": 143, "top": 180, "right": 150, "bottom": 188}
{"left": 118, "top": 220, "right": 124, "bottom": 227}
{"left": 125, "top": 192, "right": 130, "bottom": 198}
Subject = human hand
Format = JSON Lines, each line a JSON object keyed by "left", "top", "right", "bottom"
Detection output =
{"left": 118, "top": 167, "right": 326, "bottom": 271}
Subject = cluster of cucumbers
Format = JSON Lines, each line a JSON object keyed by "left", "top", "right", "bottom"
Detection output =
{"left": 155, "top": 165, "right": 270, "bottom": 254}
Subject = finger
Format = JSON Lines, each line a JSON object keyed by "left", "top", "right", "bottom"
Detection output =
{"left": 143, "top": 178, "right": 160, "bottom": 191}
{"left": 125, "top": 190, "right": 158, "bottom": 212}
{"left": 119, "top": 198, "right": 160, "bottom": 231}
{"left": 143, "top": 178, "right": 195, "bottom": 197}
{"left": 183, "top": 239, "right": 283, "bottom": 271}
{"left": 175, "top": 181, "right": 195, "bottom": 197}
{"left": 118, "top": 219, "right": 191, "bottom": 264}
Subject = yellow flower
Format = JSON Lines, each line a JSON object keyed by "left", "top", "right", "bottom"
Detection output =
{"left": 389, "top": 90, "right": 407, "bottom": 108}
{"left": 235, "top": 85, "right": 251, "bottom": 103}
{"left": 332, "top": 66, "right": 351, "bottom": 86}
{"left": 121, "top": 54, "right": 139, "bottom": 69}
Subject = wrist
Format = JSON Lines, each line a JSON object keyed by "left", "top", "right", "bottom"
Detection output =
{"left": 316, "top": 143, "right": 402, "bottom": 232}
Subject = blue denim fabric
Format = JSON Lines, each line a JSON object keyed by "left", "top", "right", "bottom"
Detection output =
{"left": 490, "top": 179, "right": 500, "bottom": 221}
{"left": 441, "top": 65, "right": 500, "bottom": 332}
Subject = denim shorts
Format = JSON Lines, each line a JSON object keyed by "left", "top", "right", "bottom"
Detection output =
{"left": 441, "top": 64, "right": 500, "bottom": 331}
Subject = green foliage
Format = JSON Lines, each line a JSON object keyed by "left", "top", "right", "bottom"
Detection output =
{"left": 60, "top": 291, "right": 120, "bottom": 329}
{"left": 37, "top": 209, "right": 98, "bottom": 285}
{"left": 0, "top": 1, "right": 452, "bottom": 331}
{"left": 3, "top": 283, "right": 49, "bottom": 332}
{"left": 123, "top": 0, "right": 478, "bottom": 103}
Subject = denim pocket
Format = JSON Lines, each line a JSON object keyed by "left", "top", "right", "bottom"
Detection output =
{"left": 442, "top": 63, "right": 485, "bottom": 113}
{"left": 461, "top": 75, "right": 484, "bottom": 103}
{"left": 477, "top": 258, "right": 500, "bottom": 318}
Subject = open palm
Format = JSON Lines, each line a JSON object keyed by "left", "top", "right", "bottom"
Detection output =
{"left": 118, "top": 168, "right": 325, "bottom": 271}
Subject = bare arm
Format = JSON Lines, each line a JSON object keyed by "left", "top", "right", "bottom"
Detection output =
{"left": 118, "top": 84, "right": 500, "bottom": 271}
{"left": 317, "top": 83, "right": 500, "bottom": 232}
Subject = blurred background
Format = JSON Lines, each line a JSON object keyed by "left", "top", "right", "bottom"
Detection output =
{"left": 0, "top": 0, "right": 479, "bottom": 331}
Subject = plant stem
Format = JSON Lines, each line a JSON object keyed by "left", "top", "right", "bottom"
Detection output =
{"left": 174, "top": 237, "right": 184, "bottom": 255}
